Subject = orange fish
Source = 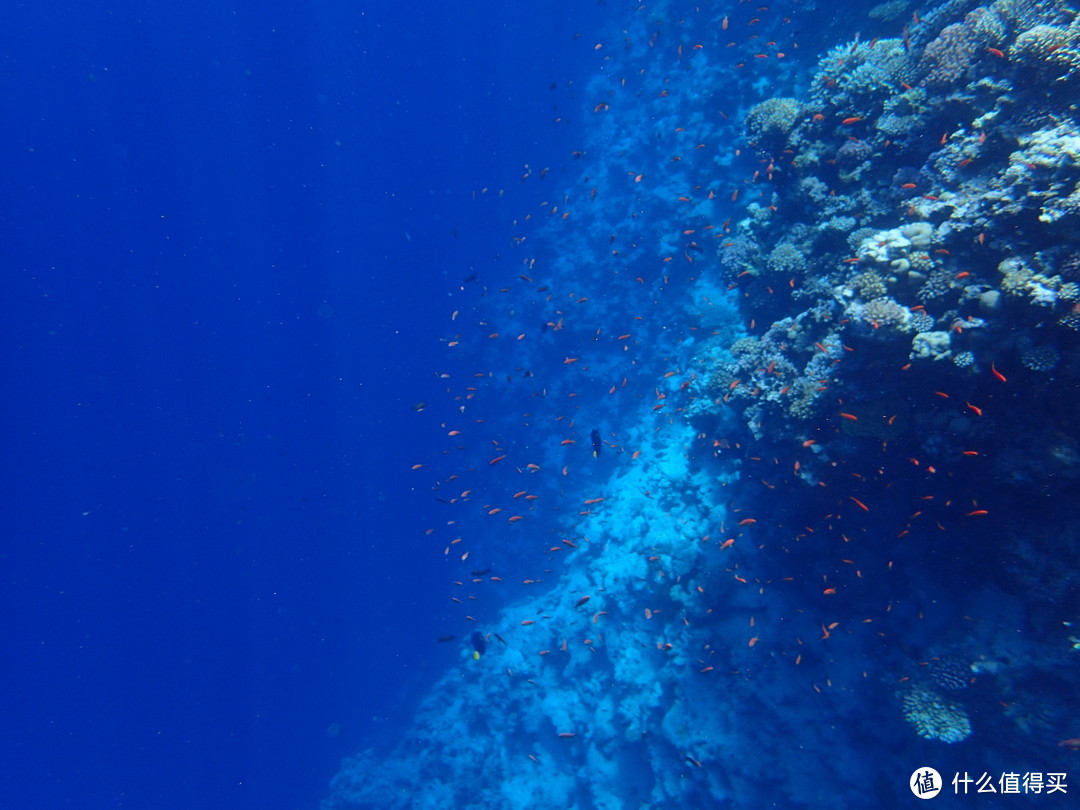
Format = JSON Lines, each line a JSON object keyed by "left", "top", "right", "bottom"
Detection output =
{"left": 849, "top": 497, "right": 870, "bottom": 512}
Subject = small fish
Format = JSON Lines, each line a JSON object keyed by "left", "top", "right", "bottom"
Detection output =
{"left": 591, "top": 429, "right": 602, "bottom": 458}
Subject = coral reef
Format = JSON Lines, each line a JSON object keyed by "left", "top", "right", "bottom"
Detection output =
{"left": 902, "top": 685, "right": 973, "bottom": 743}
{"left": 326, "top": 2, "right": 1080, "bottom": 807}
{"left": 744, "top": 97, "right": 804, "bottom": 156}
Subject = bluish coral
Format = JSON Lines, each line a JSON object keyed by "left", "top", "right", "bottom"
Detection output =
{"left": 744, "top": 97, "right": 804, "bottom": 156}
{"left": 902, "top": 685, "right": 972, "bottom": 743}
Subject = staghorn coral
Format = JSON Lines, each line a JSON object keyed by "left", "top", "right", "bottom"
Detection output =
{"left": 902, "top": 685, "right": 973, "bottom": 743}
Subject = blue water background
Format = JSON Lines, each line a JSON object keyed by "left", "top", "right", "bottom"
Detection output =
{"left": 2, "top": 2, "right": 606, "bottom": 807}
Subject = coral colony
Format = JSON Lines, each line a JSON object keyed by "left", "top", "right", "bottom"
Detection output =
{"left": 326, "top": 1, "right": 1080, "bottom": 807}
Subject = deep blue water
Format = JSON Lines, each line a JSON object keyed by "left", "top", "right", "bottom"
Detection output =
{"left": 3, "top": 2, "right": 603, "bottom": 807}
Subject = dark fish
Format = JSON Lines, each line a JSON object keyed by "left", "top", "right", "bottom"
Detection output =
{"left": 591, "top": 429, "right": 602, "bottom": 458}
{"left": 462, "top": 272, "right": 478, "bottom": 283}
{"left": 469, "top": 568, "right": 491, "bottom": 577}
{"left": 437, "top": 635, "right": 456, "bottom": 643}
{"left": 470, "top": 631, "right": 486, "bottom": 659}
